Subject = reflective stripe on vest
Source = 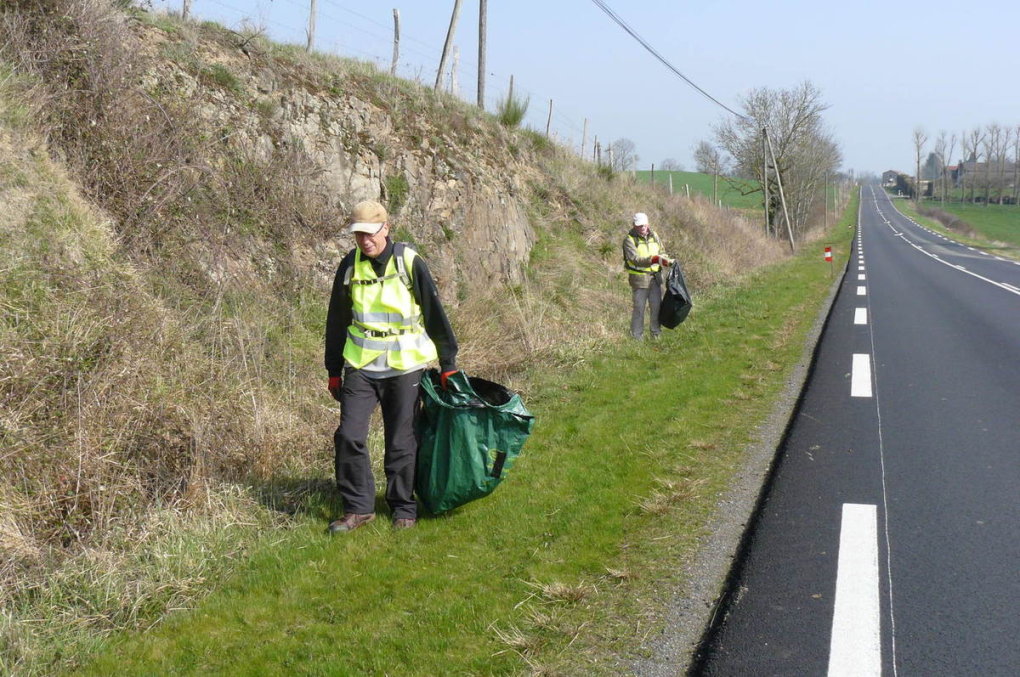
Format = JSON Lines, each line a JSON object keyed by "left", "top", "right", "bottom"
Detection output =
{"left": 342, "top": 247, "right": 438, "bottom": 370}
{"left": 626, "top": 233, "right": 662, "bottom": 274}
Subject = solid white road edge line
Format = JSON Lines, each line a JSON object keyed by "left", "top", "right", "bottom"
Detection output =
{"left": 828, "top": 503, "right": 881, "bottom": 677}
{"left": 851, "top": 354, "right": 872, "bottom": 397}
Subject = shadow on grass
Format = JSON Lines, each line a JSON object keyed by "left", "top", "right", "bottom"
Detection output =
{"left": 252, "top": 476, "right": 341, "bottom": 522}
{"left": 252, "top": 476, "right": 444, "bottom": 527}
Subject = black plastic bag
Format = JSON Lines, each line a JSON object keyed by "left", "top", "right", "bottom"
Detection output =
{"left": 658, "top": 262, "right": 692, "bottom": 329}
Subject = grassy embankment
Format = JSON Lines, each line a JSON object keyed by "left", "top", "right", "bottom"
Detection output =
{"left": 928, "top": 202, "right": 1020, "bottom": 248}
{"left": 1, "top": 4, "right": 851, "bottom": 673}
{"left": 888, "top": 195, "right": 1020, "bottom": 259}
{"left": 80, "top": 205, "right": 858, "bottom": 674}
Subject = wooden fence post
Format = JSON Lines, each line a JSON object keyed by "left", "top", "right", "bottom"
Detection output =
{"left": 435, "top": 0, "right": 463, "bottom": 91}
{"left": 477, "top": 0, "right": 487, "bottom": 108}
{"left": 391, "top": 9, "right": 400, "bottom": 75}
{"left": 306, "top": 0, "right": 317, "bottom": 52}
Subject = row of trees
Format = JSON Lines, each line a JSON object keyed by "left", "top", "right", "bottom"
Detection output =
{"left": 912, "top": 124, "right": 1020, "bottom": 205}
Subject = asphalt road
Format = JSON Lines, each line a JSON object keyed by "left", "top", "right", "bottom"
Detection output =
{"left": 690, "top": 186, "right": 1020, "bottom": 676}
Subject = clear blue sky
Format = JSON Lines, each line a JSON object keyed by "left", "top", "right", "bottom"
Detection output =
{"left": 153, "top": 0, "right": 1020, "bottom": 177}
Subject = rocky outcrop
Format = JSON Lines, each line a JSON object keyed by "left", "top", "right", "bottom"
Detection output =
{"left": 139, "top": 22, "right": 537, "bottom": 301}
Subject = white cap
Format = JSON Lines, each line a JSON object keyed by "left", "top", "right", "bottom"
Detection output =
{"left": 348, "top": 200, "right": 388, "bottom": 234}
{"left": 632, "top": 212, "right": 649, "bottom": 227}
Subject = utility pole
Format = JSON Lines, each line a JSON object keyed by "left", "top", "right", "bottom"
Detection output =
{"left": 580, "top": 118, "right": 588, "bottom": 158}
{"left": 764, "top": 127, "right": 796, "bottom": 252}
{"left": 477, "top": 0, "right": 487, "bottom": 109}
{"left": 824, "top": 170, "right": 829, "bottom": 230}
{"left": 391, "top": 9, "right": 400, "bottom": 76}
{"left": 761, "top": 129, "right": 770, "bottom": 236}
{"left": 182, "top": 0, "right": 191, "bottom": 20}
{"left": 450, "top": 46, "right": 459, "bottom": 95}
{"left": 306, "top": 0, "right": 317, "bottom": 52}
{"left": 435, "top": 0, "right": 463, "bottom": 92}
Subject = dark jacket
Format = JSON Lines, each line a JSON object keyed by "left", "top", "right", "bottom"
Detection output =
{"left": 324, "top": 240, "right": 458, "bottom": 377}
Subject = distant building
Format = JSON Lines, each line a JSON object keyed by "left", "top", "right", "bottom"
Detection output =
{"left": 882, "top": 170, "right": 899, "bottom": 187}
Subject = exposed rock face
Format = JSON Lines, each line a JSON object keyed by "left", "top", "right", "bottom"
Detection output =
{"left": 141, "top": 24, "right": 537, "bottom": 302}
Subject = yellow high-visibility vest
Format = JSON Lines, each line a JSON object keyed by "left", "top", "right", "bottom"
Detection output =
{"left": 342, "top": 245, "right": 438, "bottom": 370}
{"left": 626, "top": 232, "right": 662, "bottom": 275}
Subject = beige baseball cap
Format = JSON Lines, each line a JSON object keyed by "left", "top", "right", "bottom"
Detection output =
{"left": 348, "top": 200, "right": 388, "bottom": 234}
{"left": 633, "top": 212, "right": 649, "bottom": 226}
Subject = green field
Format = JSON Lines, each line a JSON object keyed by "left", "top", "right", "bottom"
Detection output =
{"left": 930, "top": 201, "right": 1020, "bottom": 247}
{"left": 634, "top": 170, "right": 763, "bottom": 210}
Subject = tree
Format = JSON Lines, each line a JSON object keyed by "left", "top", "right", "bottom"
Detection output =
{"left": 962, "top": 128, "right": 984, "bottom": 203}
{"left": 982, "top": 123, "right": 1001, "bottom": 205}
{"left": 693, "top": 140, "right": 726, "bottom": 204}
{"left": 608, "top": 138, "right": 638, "bottom": 171}
{"left": 913, "top": 126, "right": 927, "bottom": 202}
{"left": 659, "top": 158, "right": 683, "bottom": 171}
{"left": 934, "top": 131, "right": 956, "bottom": 202}
{"left": 714, "top": 81, "right": 841, "bottom": 239}
{"left": 1013, "top": 124, "right": 1020, "bottom": 206}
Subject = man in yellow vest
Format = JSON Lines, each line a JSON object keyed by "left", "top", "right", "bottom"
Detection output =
{"left": 622, "top": 212, "right": 672, "bottom": 339}
{"left": 324, "top": 200, "right": 459, "bottom": 532}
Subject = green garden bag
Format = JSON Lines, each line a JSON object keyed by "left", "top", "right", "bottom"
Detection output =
{"left": 416, "top": 369, "right": 534, "bottom": 514}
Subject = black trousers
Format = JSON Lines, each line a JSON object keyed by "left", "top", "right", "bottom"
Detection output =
{"left": 334, "top": 367, "right": 422, "bottom": 519}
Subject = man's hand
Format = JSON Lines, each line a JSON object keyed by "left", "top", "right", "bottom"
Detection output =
{"left": 440, "top": 370, "right": 459, "bottom": 390}
{"left": 328, "top": 376, "right": 342, "bottom": 401}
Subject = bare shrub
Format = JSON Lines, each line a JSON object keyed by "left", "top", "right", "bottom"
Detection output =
{"left": 917, "top": 205, "right": 978, "bottom": 237}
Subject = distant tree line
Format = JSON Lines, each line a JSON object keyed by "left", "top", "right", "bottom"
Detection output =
{"left": 908, "top": 123, "right": 1020, "bottom": 205}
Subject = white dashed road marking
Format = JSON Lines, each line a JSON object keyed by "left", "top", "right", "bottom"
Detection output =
{"left": 828, "top": 503, "right": 881, "bottom": 677}
{"left": 854, "top": 308, "right": 867, "bottom": 325}
{"left": 851, "top": 354, "right": 872, "bottom": 397}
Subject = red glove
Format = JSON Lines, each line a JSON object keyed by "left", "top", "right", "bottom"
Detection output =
{"left": 327, "top": 376, "right": 342, "bottom": 402}
{"left": 440, "top": 370, "right": 459, "bottom": 390}
{"left": 650, "top": 255, "right": 661, "bottom": 264}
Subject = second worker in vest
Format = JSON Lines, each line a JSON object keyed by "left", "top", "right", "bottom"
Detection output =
{"left": 622, "top": 212, "right": 672, "bottom": 339}
{"left": 324, "top": 200, "right": 459, "bottom": 533}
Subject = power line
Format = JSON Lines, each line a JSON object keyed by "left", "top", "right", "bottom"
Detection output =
{"left": 589, "top": 0, "right": 746, "bottom": 121}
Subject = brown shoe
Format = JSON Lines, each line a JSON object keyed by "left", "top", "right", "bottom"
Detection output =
{"left": 392, "top": 518, "right": 417, "bottom": 530}
{"left": 328, "top": 513, "right": 375, "bottom": 534}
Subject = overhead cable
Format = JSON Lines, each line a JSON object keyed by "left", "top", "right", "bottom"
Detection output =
{"left": 589, "top": 0, "right": 747, "bottom": 120}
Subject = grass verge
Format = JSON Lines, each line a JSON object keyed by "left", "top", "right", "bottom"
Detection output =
{"left": 892, "top": 198, "right": 1020, "bottom": 259}
{"left": 77, "top": 212, "right": 855, "bottom": 675}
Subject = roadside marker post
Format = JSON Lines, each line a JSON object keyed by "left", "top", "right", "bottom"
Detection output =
{"left": 824, "top": 246, "right": 833, "bottom": 277}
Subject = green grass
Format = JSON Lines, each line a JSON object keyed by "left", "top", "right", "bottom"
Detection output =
{"left": 634, "top": 170, "right": 763, "bottom": 210}
{"left": 928, "top": 201, "right": 1020, "bottom": 247}
{"left": 892, "top": 198, "right": 1020, "bottom": 259}
{"left": 77, "top": 201, "right": 856, "bottom": 675}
